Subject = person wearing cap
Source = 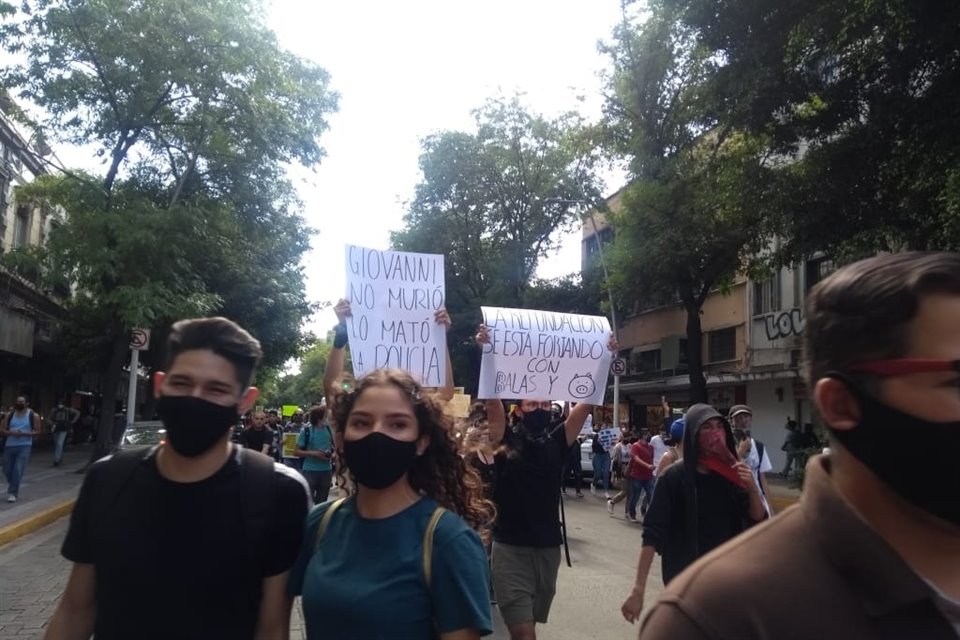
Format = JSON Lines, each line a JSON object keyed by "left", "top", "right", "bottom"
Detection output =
{"left": 635, "top": 252, "right": 960, "bottom": 639}
{"left": 729, "top": 404, "right": 774, "bottom": 516}
{"left": 621, "top": 404, "right": 766, "bottom": 623}
{"left": 655, "top": 418, "right": 685, "bottom": 477}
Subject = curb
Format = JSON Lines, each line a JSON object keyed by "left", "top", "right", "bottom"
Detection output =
{"left": 0, "top": 499, "right": 76, "bottom": 548}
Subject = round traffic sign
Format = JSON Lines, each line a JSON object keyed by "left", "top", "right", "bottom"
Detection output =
{"left": 129, "top": 328, "right": 150, "bottom": 350}
{"left": 611, "top": 357, "right": 627, "bottom": 376}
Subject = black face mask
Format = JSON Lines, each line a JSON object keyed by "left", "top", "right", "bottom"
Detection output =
{"left": 15, "top": 402, "right": 25, "bottom": 410}
{"left": 157, "top": 395, "right": 238, "bottom": 457}
{"left": 829, "top": 378, "right": 960, "bottom": 527}
{"left": 343, "top": 432, "right": 419, "bottom": 490}
{"left": 521, "top": 408, "right": 552, "bottom": 433}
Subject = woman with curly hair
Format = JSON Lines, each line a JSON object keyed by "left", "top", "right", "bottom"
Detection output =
{"left": 287, "top": 300, "right": 494, "bottom": 640}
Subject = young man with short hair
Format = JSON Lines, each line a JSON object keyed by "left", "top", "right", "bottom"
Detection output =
{"left": 49, "top": 400, "right": 80, "bottom": 467}
{"left": 728, "top": 404, "right": 773, "bottom": 515}
{"left": 636, "top": 252, "right": 960, "bottom": 639}
{"left": 45, "top": 317, "right": 310, "bottom": 640}
{"left": 240, "top": 410, "right": 273, "bottom": 455}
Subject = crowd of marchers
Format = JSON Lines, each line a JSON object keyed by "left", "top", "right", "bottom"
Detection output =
{"left": 24, "top": 252, "right": 960, "bottom": 640}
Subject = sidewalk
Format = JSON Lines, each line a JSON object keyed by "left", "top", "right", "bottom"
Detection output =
{"left": 766, "top": 473, "right": 801, "bottom": 512}
{"left": 0, "top": 442, "right": 91, "bottom": 547}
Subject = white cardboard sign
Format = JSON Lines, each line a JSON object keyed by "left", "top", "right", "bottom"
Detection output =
{"left": 345, "top": 245, "right": 446, "bottom": 387}
{"left": 598, "top": 428, "right": 620, "bottom": 452}
{"left": 478, "top": 306, "right": 612, "bottom": 405}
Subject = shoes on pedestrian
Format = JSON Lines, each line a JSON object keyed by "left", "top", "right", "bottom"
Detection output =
{"left": 561, "top": 488, "right": 567, "bottom": 495}
{"left": 627, "top": 514, "right": 637, "bottom": 522}
{"left": 576, "top": 491, "right": 584, "bottom": 498}
{"left": 53, "top": 460, "right": 60, "bottom": 467}
{"left": 604, "top": 491, "right": 612, "bottom": 499}
{"left": 590, "top": 485, "right": 596, "bottom": 496}
{"left": 6, "top": 494, "right": 16, "bottom": 503}
{"left": 606, "top": 499, "right": 614, "bottom": 515}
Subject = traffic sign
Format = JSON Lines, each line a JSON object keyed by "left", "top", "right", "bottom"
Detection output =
{"left": 129, "top": 328, "right": 151, "bottom": 351}
{"left": 610, "top": 357, "right": 627, "bottom": 376}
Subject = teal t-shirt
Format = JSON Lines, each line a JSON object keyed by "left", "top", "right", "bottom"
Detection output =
{"left": 288, "top": 497, "right": 492, "bottom": 639}
{"left": 298, "top": 425, "right": 333, "bottom": 472}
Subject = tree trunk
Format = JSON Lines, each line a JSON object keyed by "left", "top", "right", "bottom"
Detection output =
{"left": 684, "top": 301, "right": 708, "bottom": 404}
{"left": 85, "top": 332, "right": 129, "bottom": 467}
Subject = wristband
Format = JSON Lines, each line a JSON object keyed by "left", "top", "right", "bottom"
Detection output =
{"left": 333, "top": 323, "right": 348, "bottom": 349}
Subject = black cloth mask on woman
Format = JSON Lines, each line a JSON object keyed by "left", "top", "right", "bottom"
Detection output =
{"left": 157, "top": 395, "right": 238, "bottom": 457}
{"left": 828, "top": 375, "right": 960, "bottom": 527}
{"left": 342, "top": 432, "right": 419, "bottom": 490}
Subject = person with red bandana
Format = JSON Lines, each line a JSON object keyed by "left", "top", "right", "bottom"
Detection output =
{"left": 620, "top": 403, "right": 766, "bottom": 622}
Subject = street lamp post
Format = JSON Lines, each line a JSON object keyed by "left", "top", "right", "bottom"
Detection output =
{"left": 546, "top": 198, "right": 622, "bottom": 431}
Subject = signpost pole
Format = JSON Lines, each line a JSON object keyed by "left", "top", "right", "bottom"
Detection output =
{"left": 126, "top": 348, "right": 139, "bottom": 428}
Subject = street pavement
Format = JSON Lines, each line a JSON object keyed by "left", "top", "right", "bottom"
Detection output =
{"left": 0, "top": 484, "right": 660, "bottom": 639}
{"left": 1, "top": 448, "right": 798, "bottom": 640}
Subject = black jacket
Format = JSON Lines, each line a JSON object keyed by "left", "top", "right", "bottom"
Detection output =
{"left": 642, "top": 403, "right": 758, "bottom": 585}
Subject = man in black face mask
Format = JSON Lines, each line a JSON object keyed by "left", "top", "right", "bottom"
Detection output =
{"left": 636, "top": 252, "right": 960, "bottom": 640}
{"left": 477, "top": 325, "right": 617, "bottom": 640}
{"left": 46, "top": 317, "right": 310, "bottom": 640}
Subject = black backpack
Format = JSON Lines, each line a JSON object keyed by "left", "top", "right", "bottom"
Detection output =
{"left": 91, "top": 445, "right": 276, "bottom": 562}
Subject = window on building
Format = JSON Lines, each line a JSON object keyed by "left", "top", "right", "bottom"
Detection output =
{"left": 753, "top": 272, "right": 781, "bottom": 315}
{"left": 805, "top": 257, "right": 836, "bottom": 294}
{"left": 634, "top": 349, "right": 661, "bottom": 373}
{"left": 708, "top": 327, "right": 737, "bottom": 363}
{"left": 13, "top": 204, "right": 30, "bottom": 248}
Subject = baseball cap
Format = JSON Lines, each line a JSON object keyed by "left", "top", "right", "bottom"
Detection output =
{"left": 668, "top": 418, "right": 684, "bottom": 443}
{"left": 729, "top": 404, "right": 752, "bottom": 419}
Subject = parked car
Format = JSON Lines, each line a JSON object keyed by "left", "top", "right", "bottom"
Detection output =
{"left": 122, "top": 420, "right": 166, "bottom": 446}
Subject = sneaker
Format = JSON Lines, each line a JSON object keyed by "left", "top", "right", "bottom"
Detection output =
{"left": 575, "top": 491, "right": 584, "bottom": 498}
{"left": 590, "top": 485, "right": 597, "bottom": 496}
{"left": 561, "top": 488, "right": 567, "bottom": 495}
{"left": 606, "top": 499, "right": 614, "bottom": 515}
{"left": 627, "top": 514, "right": 637, "bottom": 522}
{"left": 7, "top": 494, "right": 16, "bottom": 503}
{"left": 604, "top": 491, "right": 612, "bottom": 499}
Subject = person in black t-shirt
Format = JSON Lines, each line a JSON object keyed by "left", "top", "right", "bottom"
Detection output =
{"left": 476, "top": 324, "right": 617, "bottom": 640}
{"left": 240, "top": 410, "right": 274, "bottom": 455}
{"left": 620, "top": 403, "right": 766, "bottom": 624}
{"left": 45, "top": 317, "right": 310, "bottom": 640}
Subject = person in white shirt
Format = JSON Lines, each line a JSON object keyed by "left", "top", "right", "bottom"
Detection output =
{"left": 730, "top": 404, "right": 774, "bottom": 516}
{"left": 650, "top": 396, "right": 673, "bottom": 478}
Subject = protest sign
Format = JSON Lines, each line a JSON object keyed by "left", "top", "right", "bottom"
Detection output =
{"left": 443, "top": 394, "right": 472, "bottom": 419}
{"left": 345, "top": 245, "right": 446, "bottom": 387}
{"left": 478, "top": 307, "right": 612, "bottom": 405}
{"left": 597, "top": 428, "right": 619, "bottom": 452}
{"left": 282, "top": 432, "right": 299, "bottom": 458}
{"left": 579, "top": 414, "right": 595, "bottom": 436}
{"left": 281, "top": 405, "right": 299, "bottom": 418}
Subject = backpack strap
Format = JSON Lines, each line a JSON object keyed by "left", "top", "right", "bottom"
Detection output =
{"left": 313, "top": 497, "right": 348, "bottom": 552}
{"left": 238, "top": 447, "right": 277, "bottom": 567}
{"left": 91, "top": 446, "right": 159, "bottom": 537}
{"left": 422, "top": 506, "right": 447, "bottom": 590}
{"left": 755, "top": 440, "right": 766, "bottom": 496}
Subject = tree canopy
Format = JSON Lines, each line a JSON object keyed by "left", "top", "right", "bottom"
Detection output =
{"left": 392, "top": 95, "right": 605, "bottom": 392}
{"left": 1, "top": 0, "right": 337, "bottom": 454}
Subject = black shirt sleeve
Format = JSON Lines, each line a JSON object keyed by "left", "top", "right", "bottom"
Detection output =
{"left": 62, "top": 460, "right": 105, "bottom": 563}
{"left": 262, "top": 468, "right": 310, "bottom": 577}
{"left": 642, "top": 464, "right": 679, "bottom": 553}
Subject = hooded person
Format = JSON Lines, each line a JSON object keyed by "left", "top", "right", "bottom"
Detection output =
{"left": 620, "top": 403, "right": 767, "bottom": 622}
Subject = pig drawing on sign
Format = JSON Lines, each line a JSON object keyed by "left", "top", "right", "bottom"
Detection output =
{"left": 568, "top": 374, "right": 596, "bottom": 399}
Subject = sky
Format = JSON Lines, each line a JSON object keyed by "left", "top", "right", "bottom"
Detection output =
{"left": 264, "top": 0, "right": 627, "bottom": 331}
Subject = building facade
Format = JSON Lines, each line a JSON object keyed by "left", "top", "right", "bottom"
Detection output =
{"left": 583, "top": 193, "right": 836, "bottom": 471}
{"left": 0, "top": 103, "right": 72, "bottom": 414}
